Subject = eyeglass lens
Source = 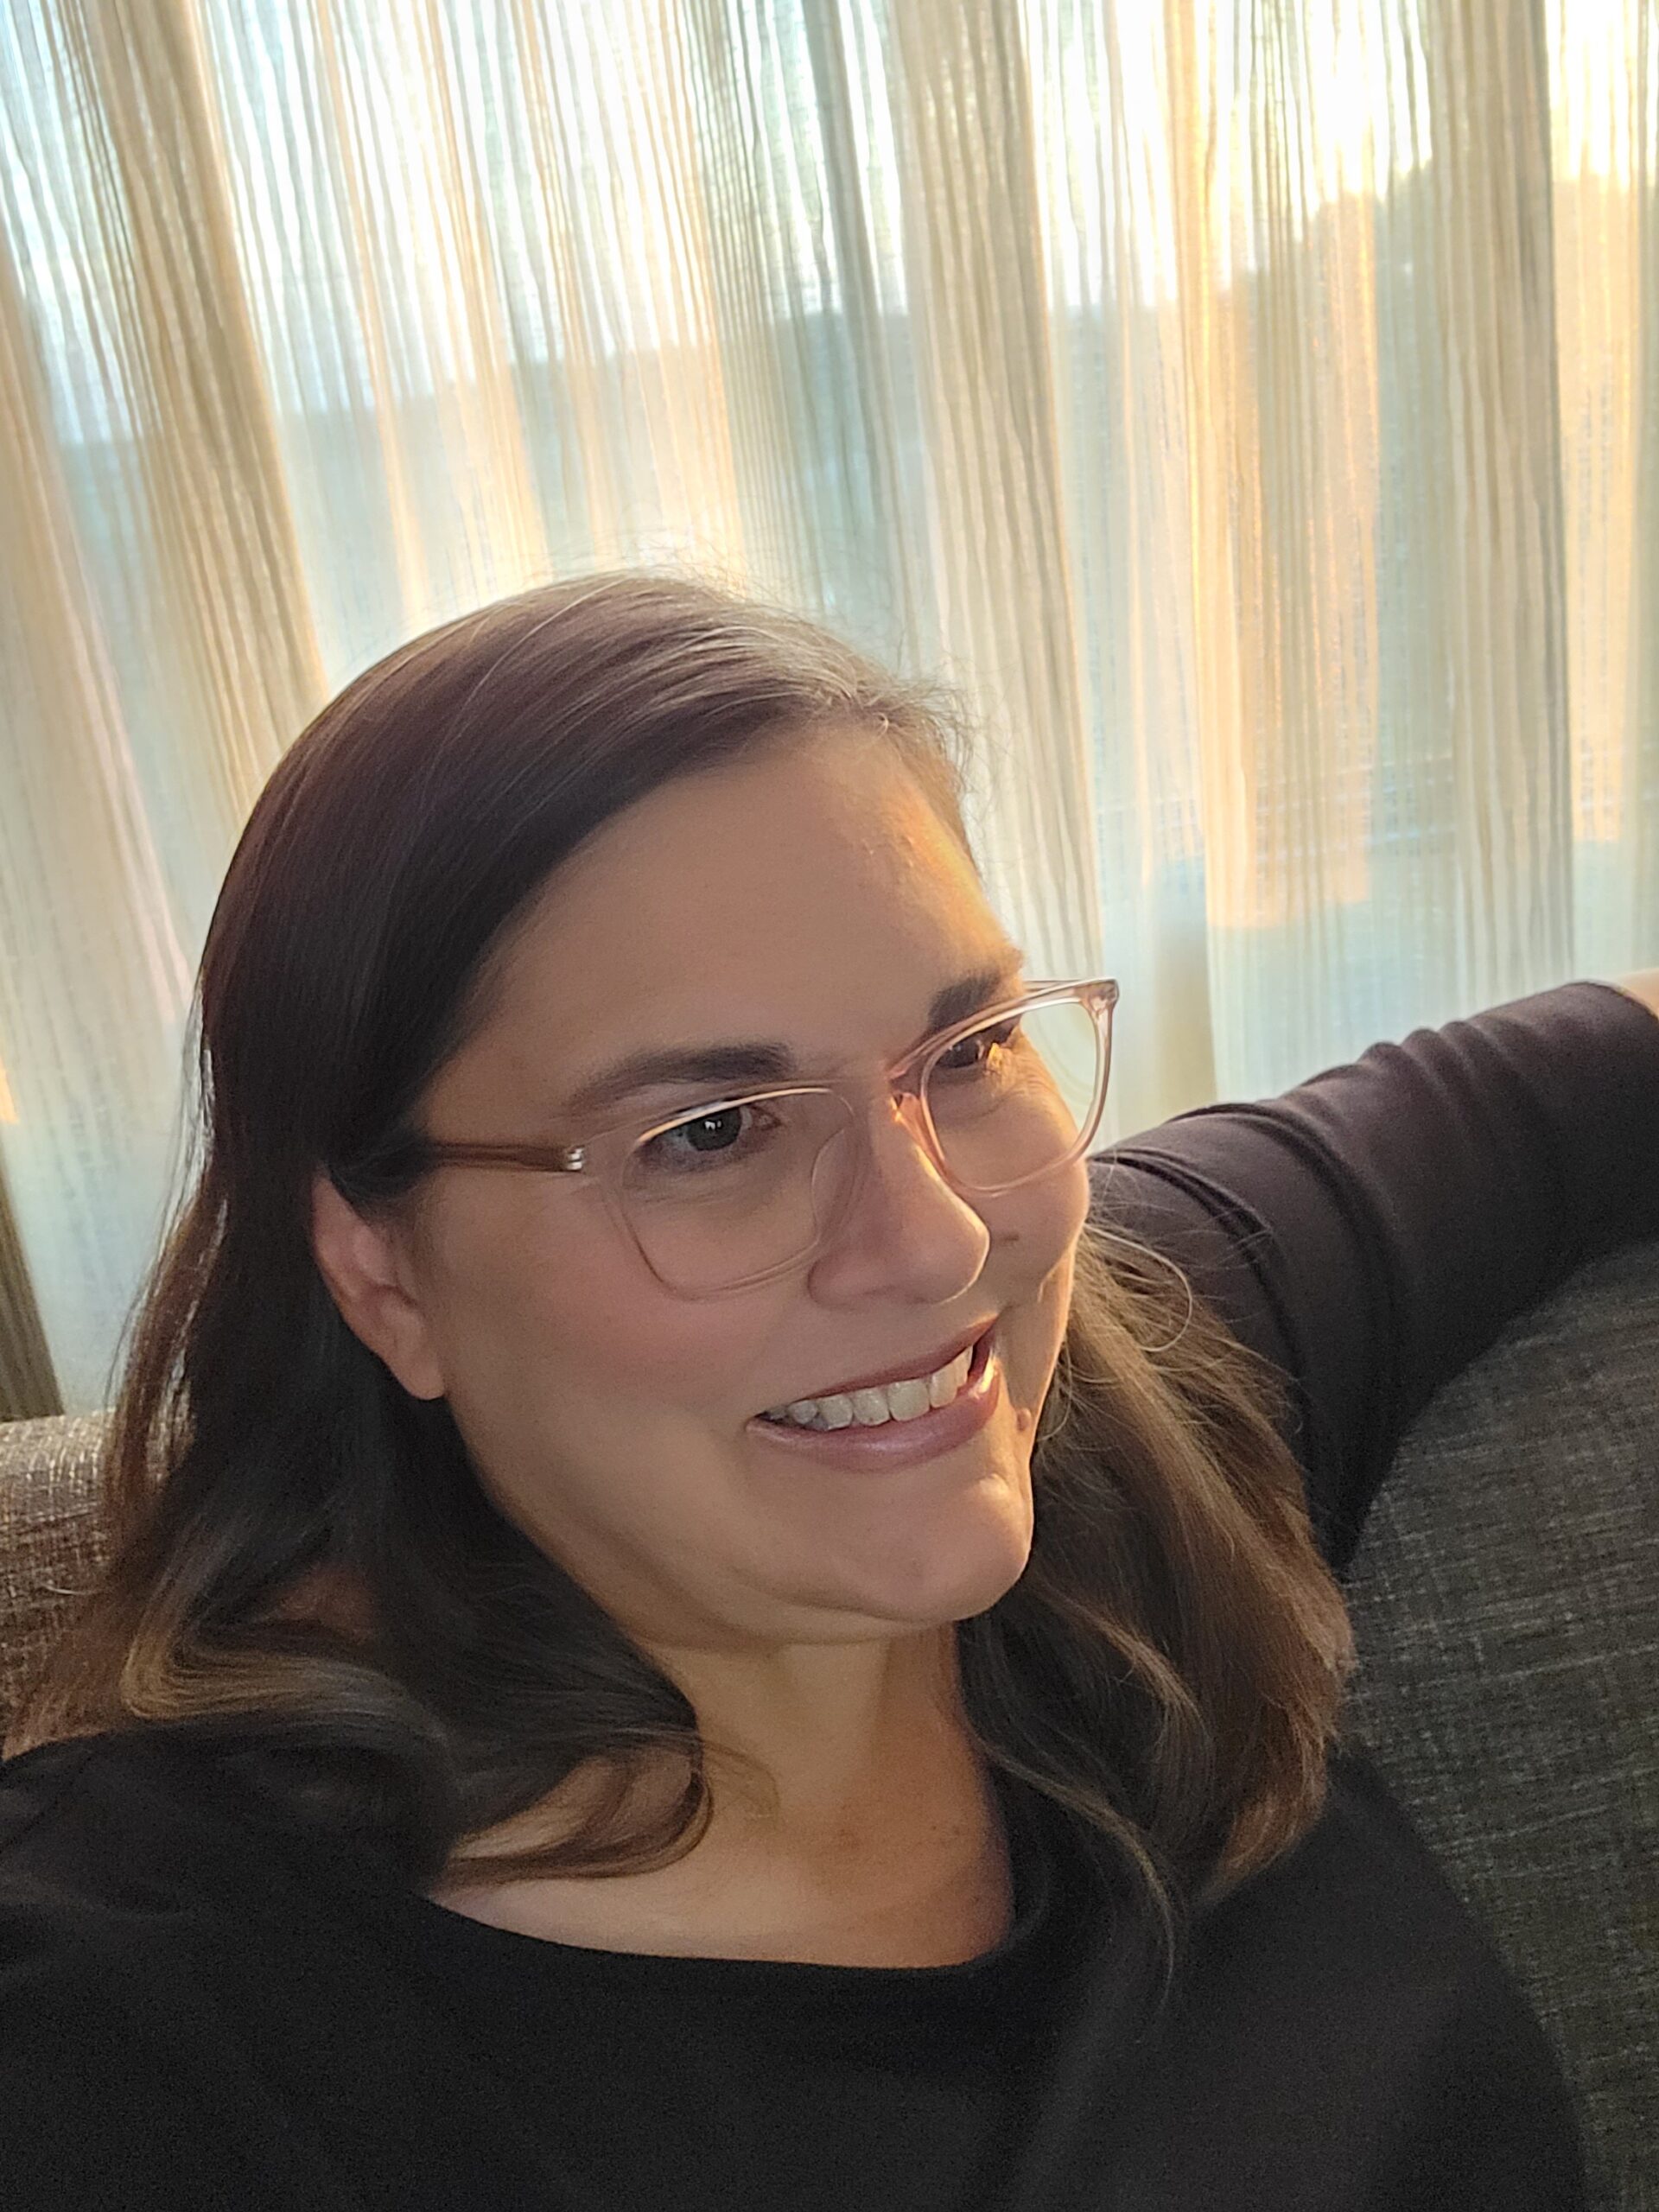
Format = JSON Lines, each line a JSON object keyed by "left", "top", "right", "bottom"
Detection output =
{"left": 618, "top": 995, "right": 1107, "bottom": 1294}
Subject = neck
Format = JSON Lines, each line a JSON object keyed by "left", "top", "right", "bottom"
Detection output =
{"left": 660, "top": 1622, "right": 972, "bottom": 1846}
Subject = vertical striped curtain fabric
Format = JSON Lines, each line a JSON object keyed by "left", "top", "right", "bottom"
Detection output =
{"left": 1, "top": 0, "right": 1655, "bottom": 1412}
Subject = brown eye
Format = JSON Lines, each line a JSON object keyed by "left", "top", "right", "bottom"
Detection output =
{"left": 634, "top": 1102, "right": 782, "bottom": 1178}
{"left": 936, "top": 1018, "right": 1021, "bottom": 1077}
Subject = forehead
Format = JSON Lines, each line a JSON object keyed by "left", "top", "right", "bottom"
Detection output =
{"left": 489, "top": 734, "right": 1006, "bottom": 1038}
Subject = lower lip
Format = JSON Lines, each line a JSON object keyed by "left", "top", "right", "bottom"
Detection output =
{"left": 747, "top": 1331, "right": 1002, "bottom": 1472}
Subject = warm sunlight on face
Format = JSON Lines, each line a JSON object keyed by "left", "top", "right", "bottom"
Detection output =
{"left": 368, "top": 728, "right": 1088, "bottom": 1669}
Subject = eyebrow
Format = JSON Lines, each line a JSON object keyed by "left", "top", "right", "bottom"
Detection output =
{"left": 555, "top": 951, "right": 1028, "bottom": 1128}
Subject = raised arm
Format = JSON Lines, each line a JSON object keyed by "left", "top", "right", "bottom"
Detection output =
{"left": 1611, "top": 966, "right": 1659, "bottom": 1022}
{"left": 1086, "top": 979, "right": 1659, "bottom": 1577}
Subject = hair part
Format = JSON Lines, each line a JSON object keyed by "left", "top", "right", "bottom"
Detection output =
{"left": 7, "top": 569, "right": 1356, "bottom": 2021}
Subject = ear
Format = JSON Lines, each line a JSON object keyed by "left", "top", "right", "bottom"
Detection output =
{"left": 309, "top": 1170, "right": 447, "bottom": 1401}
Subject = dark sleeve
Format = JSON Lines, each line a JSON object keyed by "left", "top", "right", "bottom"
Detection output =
{"left": 1084, "top": 980, "right": 1659, "bottom": 1579}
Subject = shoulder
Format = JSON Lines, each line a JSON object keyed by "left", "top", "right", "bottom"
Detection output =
{"left": 0, "top": 1751, "right": 241, "bottom": 2177}
{"left": 0, "top": 1781, "right": 353, "bottom": 2212}
{"left": 1, "top": 1726, "right": 417, "bottom": 1984}
{"left": 0, "top": 1736, "right": 474, "bottom": 2210}
{"left": 0, "top": 1735, "right": 226, "bottom": 2003}
{"left": 0, "top": 1728, "right": 350, "bottom": 1989}
{"left": 0, "top": 1735, "right": 135, "bottom": 1926}
{"left": 1, "top": 1731, "right": 197, "bottom": 1889}
{"left": 0, "top": 1736, "right": 354, "bottom": 2109}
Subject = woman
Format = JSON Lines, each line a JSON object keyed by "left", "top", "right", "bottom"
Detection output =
{"left": 2, "top": 572, "right": 1655, "bottom": 2210}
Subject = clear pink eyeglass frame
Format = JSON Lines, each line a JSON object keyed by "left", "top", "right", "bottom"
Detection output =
{"left": 410, "top": 976, "right": 1120, "bottom": 1298}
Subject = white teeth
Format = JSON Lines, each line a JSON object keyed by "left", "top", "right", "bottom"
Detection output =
{"left": 762, "top": 1342, "right": 978, "bottom": 1430}
{"left": 926, "top": 1363, "right": 959, "bottom": 1409}
{"left": 880, "top": 1377, "right": 934, "bottom": 1421}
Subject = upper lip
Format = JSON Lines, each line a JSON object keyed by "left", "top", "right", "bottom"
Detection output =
{"left": 762, "top": 1321, "right": 997, "bottom": 1411}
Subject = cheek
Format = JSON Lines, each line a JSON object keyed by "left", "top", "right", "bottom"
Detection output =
{"left": 1017, "top": 1162, "right": 1089, "bottom": 1370}
{"left": 430, "top": 1159, "right": 1090, "bottom": 1450}
{"left": 1058, "top": 1156, "right": 1092, "bottom": 1248}
{"left": 1022, "top": 1158, "right": 1090, "bottom": 1299}
{"left": 436, "top": 1191, "right": 760, "bottom": 1435}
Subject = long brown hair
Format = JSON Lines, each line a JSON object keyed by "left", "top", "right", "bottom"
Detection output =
{"left": 7, "top": 571, "right": 1355, "bottom": 2014}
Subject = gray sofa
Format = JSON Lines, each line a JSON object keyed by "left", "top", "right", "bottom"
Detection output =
{"left": 2, "top": 1237, "right": 1655, "bottom": 2208}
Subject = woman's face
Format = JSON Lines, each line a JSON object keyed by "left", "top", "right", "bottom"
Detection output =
{"left": 321, "top": 728, "right": 1089, "bottom": 1665}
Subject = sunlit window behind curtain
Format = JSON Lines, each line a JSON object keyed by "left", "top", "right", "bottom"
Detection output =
{"left": 1, "top": 0, "right": 1655, "bottom": 1410}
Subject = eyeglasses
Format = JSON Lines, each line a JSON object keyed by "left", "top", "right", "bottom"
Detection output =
{"left": 406, "top": 977, "right": 1119, "bottom": 1299}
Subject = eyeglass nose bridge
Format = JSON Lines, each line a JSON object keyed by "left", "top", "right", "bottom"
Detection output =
{"left": 633, "top": 979, "right": 1116, "bottom": 1294}
{"left": 798, "top": 1065, "right": 985, "bottom": 1268}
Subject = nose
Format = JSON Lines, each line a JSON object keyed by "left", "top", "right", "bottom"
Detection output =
{"left": 809, "top": 1084, "right": 991, "bottom": 1293}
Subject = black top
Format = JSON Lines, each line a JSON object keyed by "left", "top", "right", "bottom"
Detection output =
{"left": 3, "top": 980, "right": 1656, "bottom": 2212}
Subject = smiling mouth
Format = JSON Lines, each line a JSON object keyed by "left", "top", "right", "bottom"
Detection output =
{"left": 756, "top": 1325, "right": 996, "bottom": 1430}
{"left": 747, "top": 1326, "right": 1003, "bottom": 1460}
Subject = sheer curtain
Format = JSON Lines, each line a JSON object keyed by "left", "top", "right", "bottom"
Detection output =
{"left": 1, "top": 0, "right": 1655, "bottom": 1414}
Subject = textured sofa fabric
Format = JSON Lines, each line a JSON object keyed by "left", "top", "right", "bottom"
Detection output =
{"left": 1, "top": 1240, "right": 1655, "bottom": 2209}
{"left": 1336, "top": 1236, "right": 1659, "bottom": 2212}
{"left": 0, "top": 1408, "right": 109, "bottom": 1730}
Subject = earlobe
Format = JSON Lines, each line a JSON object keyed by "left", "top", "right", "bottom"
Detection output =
{"left": 308, "top": 1169, "right": 447, "bottom": 1401}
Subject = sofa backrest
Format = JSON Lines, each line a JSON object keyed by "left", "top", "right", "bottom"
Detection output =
{"left": 1337, "top": 1236, "right": 1659, "bottom": 2212}
{"left": 0, "top": 1408, "right": 109, "bottom": 1730}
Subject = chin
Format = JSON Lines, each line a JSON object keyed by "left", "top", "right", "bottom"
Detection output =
{"left": 903, "top": 1487, "right": 1035, "bottom": 1620}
